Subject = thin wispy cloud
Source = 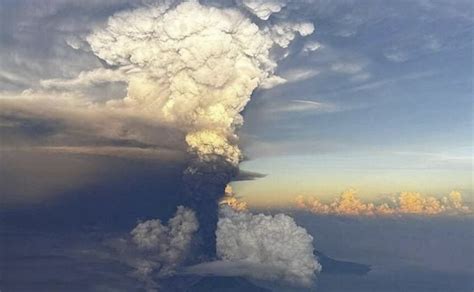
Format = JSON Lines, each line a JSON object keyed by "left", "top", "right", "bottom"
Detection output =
{"left": 393, "top": 151, "right": 473, "bottom": 163}
{"left": 268, "top": 99, "right": 340, "bottom": 114}
{"left": 383, "top": 50, "right": 410, "bottom": 63}
{"left": 302, "top": 40, "right": 322, "bottom": 53}
{"left": 334, "top": 70, "right": 437, "bottom": 94}
{"left": 281, "top": 68, "right": 320, "bottom": 83}
{"left": 330, "top": 62, "right": 365, "bottom": 74}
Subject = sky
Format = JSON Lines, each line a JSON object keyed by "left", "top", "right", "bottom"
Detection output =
{"left": 232, "top": 0, "right": 473, "bottom": 206}
{"left": 0, "top": 0, "right": 472, "bottom": 208}
{"left": 0, "top": 0, "right": 473, "bottom": 291}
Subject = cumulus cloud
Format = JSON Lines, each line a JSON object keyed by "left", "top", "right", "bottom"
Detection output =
{"left": 266, "top": 21, "right": 314, "bottom": 48}
{"left": 238, "top": 0, "right": 287, "bottom": 20}
{"left": 296, "top": 189, "right": 472, "bottom": 216}
{"left": 130, "top": 206, "right": 198, "bottom": 269}
{"left": 211, "top": 206, "right": 321, "bottom": 287}
{"left": 219, "top": 185, "right": 248, "bottom": 212}
{"left": 108, "top": 206, "right": 198, "bottom": 290}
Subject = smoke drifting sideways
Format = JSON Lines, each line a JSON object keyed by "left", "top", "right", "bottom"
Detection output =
{"left": 296, "top": 189, "right": 472, "bottom": 217}
{"left": 67, "top": 0, "right": 321, "bottom": 288}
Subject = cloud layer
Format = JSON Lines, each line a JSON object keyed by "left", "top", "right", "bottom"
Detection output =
{"left": 296, "top": 189, "right": 471, "bottom": 216}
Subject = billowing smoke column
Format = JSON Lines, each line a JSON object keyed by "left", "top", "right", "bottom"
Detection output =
{"left": 108, "top": 206, "right": 198, "bottom": 291}
{"left": 130, "top": 206, "right": 198, "bottom": 274}
{"left": 216, "top": 206, "right": 321, "bottom": 286}
{"left": 181, "top": 205, "right": 320, "bottom": 287}
{"left": 88, "top": 0, "right": 313, "bottom": 258}
{"left": 86, "top": 0, "right": 318, "bottom": 284}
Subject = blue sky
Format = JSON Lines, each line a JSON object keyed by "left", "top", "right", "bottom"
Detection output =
{"left": 234, "top": 0, "right": 473, "bottom": 205}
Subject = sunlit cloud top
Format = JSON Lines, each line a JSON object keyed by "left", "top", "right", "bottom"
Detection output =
{"left": 296, "top": 189, "right": 471, "bottom": 217}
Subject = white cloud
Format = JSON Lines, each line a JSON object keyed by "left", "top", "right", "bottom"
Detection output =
{"left": 302, "top": 40, "right": 322, "bottom": 53}
{"left": 330, "top": 62, "right": 364, "bottom": 74}
{"left": 213, "top": 206, "right": 321, "bottom": 287}
{"left": 238, "top": 0, "right": 286, "bottom": 20}
{"left": 266, "top": 21, "right": 314, "bottom": 48}
{"left": 329, "top": 71, "right": 436, "bottom": 94}
{"left": 270, "top": 99, "right": 339, "bottom": 114}
{"left": 85, "top": 1, "right": 314, "bottom": 165}
{"left": 1, "top": 1, "right": 315, "bottom": 167}
{"left": 108, "top": 206, "right": 199, "bottom": 289}
{"left": 283, "top": 68, "right": 320, "bottom": 83}
{"left": 131, "top": 206, "right": 198, "bottom": 268}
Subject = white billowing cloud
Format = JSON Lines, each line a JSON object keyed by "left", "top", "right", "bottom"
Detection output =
{"left": 184, "top": 130, "right": 241, "bottom": 166}
{"left": 85, "top": 0, "right": 314, "bottom": 165}
{"left": 266, "top": 21, "right": 315, "bottom": 48}
{"left": 238, "top": 0, "right": 286, "bottom": 20}
{"left": 1, "top": 0, "right": 315, "bottom": 166}
{"left": 111, "top": 206, "right": 198, "bottom": 287}
{"left": 131, "top": 206, "right": 198, "bottom": 270}
{"left": 214, "top": 206, "right": 321, "bottom": 287}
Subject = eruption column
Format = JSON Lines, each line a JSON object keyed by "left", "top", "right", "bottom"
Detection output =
{"left": 87, "top": 0, "right": 314, "bottom": 260}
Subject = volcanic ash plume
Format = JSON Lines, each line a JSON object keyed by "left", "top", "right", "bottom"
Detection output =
{"left": 216, "top": 206, "right": 321, "bottom": 287}
{"left": 87, "top": 0, "right": 314, "bottom": 259}
{"left": 109, "top": 206, "right": 198, "bottom": 290}
{"left": 87, "top": 0, "right": 292, "bottom": 165}
{"left": 87, "top": 0, "right": 313, "bottom": 166}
